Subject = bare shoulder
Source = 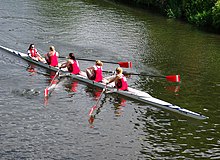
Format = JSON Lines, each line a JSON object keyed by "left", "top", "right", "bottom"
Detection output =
{"left": 116, "top": 74, "right": 123, "bottom": 79}
{"left": 68, "top": 59, "right": 73, "bottom": 64}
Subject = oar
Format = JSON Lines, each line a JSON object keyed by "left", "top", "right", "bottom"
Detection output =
{"left": 59, "top": 56, "right": 132, "bottom": 68}
{"left": 124, "top": 71, "right": 181, "bottom": 82}
{"left": 44, "top": 69, "right": 61, "bottom": 97}
{"left": 103, "top": 70, "right": 181, "bottom": 82}
{"left": 88, "top": 85, "right": 107, "bottom": 116}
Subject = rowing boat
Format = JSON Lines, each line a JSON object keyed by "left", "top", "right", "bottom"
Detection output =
{"left": 0, "top": 45, "right": 207, "bottom": 120}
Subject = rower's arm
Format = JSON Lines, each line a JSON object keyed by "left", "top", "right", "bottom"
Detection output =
{"left": 60, "top": 62, "right": 67, "bottom": 68}
{"left": 107, "top": 75, "right": 118, "bottom": 84}
{"left": 27, "top": 50, "right": 31, "bottom": 57}
{"left": 59, "top": 60, "right": 69, "bottom": 68}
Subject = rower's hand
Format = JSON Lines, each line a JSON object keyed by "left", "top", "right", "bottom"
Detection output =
{"left": 110, "top": 71, "right": 116, "bottom": 75}
{"left": 106, "top": 80, "right": 110, "bottom": 85}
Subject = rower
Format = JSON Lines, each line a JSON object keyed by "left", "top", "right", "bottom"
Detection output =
{"left": 86, "top": 60, "right": 103, "bottom": 82}
{"left": 59, "top": 53, "right": 81, "bottom": 75}
{"left": 27, "top": 44, "right": 46, "bottom": 63}
{"left": 45, "top": 46, "right": 59, "bottom": 67}
{"left": 106, "top": 67, "right": 128, "bottom": 91}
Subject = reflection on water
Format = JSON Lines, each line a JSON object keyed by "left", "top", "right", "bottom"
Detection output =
{"left": 112, "top": 96, "right": 126, "bottom": 117}
{"left": 165, "top": 85, "right": 180, "bottom": 94}
{"left": 88, "top": 97, "right": 127, "bottom": 129}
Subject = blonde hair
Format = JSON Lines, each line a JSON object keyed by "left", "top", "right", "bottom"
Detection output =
{"left": 49, "top": 46, "right": 55, "bottom": 51}
{"left": 96, "top": 60, "right": 103, "bottom": 66}
{"left": 116, "top": 67, "right": 123, "bottom": 74}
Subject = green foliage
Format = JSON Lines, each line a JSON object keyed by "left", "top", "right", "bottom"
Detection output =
{"left": 166, "top": 0, "right": 183, "bottom": 18}
{"left": 188, "top": 11, "right": 212, "bottom": 27}
{"left": 183, "top": 0, "right": 215, "bottom": 28}
{"left": 112, "top": 0, "right": 220, "bottom": 32}
{"left": 212, "top": 0, "right": 220, "bottom": 29}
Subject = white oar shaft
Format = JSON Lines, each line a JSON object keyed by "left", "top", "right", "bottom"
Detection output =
{"left": 88, "top": 85, "right": 107, "bottom": 116}
{"left": 44, "top": 69, "right": 60, "bottom": 97}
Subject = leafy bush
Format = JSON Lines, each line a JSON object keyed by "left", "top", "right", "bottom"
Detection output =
{"left": 212, "top": 0, "right": 220, "bottom": 29}
{"left": 184, "top": 0, "right": 215, "bottom": 26}
{"left": 112, "top": 0, "right": 220, "bottom": 32}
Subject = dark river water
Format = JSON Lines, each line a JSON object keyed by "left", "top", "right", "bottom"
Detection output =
{"left": 0, "top": 0, "right": 219, "bottom": 159}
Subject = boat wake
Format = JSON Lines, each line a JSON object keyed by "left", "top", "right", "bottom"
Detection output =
{"left": 12, "top": 88, "right": 40, "bottom": 99}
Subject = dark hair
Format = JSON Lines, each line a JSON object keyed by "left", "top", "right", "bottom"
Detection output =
{"left": 28, "top": 44, "right": 34, "bottom": 50}
{"left": 69, "top": 53, "right": 76, "bottom": 60}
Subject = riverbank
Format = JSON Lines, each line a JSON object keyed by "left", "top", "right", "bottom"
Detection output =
{"left": 111, "top": 0, "right": 220, "bottom": 34}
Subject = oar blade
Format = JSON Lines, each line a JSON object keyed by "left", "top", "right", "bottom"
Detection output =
{"left": 88, "top": 115, "right": 95, "bottom": 125}
{"left": 44, "top": 88, "right": 49, "bottom": 97}
{"left": 118, "top": 61, "right": 132, "bottom": 68}
{"left": 166, "top": 75, "right": 181, "bottom": 82}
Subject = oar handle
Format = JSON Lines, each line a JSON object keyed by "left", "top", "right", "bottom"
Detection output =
{"left": 59, "top": 56, "right": 67, "bottom": 59}
{"left": 103, "top": 70, "right": 115, "bottom": 74}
